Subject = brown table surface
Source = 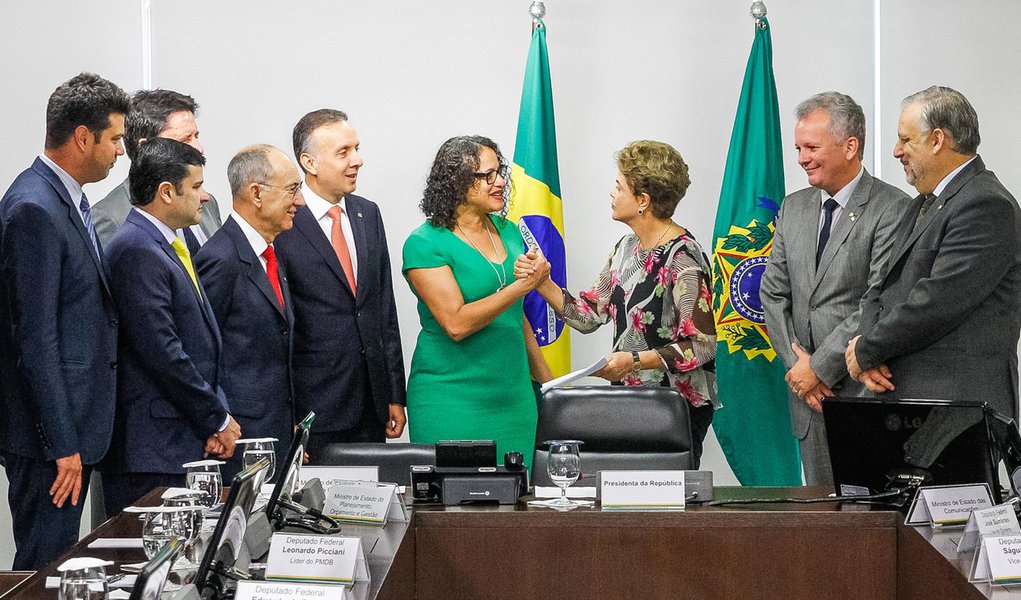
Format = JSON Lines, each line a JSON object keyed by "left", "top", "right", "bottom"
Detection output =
{"left": 9, "top": 486, "right": 1019, "bottom": 599}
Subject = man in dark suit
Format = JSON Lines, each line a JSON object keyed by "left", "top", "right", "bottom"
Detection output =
{"left": 102, "top": 138, "right": 241, "bottom": 515}
{"left": 92, "top": 89, "right": 222, "bottom": 253}
{"left": 0, "top": 73, "right": 129, "bottom": 569}
{"left": 275, "top": 109, "right": 406, "bottom": 460}
{"left": 847, "top": 86, "right": 1021, "bottom": 422}
{"left": 762, "top": 92, "right": 909, "bottom": 485}
{"left": 196, "top": 145, "right": 304, "bottom": 480}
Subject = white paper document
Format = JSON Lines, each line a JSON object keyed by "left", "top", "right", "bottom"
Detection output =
{"left": 86, "top": 538, "right": 144, "bottom": 549}
{"left": 540, "top": 357, "right": 608, "bottom": 393}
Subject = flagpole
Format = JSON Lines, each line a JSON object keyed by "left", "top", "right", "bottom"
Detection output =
{"left": 529, "top": 1, "right": 545, "bottom": 32}
{"left": 750, "top": 1, "right": 767, "bottom": 29}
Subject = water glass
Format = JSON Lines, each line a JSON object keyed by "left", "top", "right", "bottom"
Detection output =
{"left": 184, "top": 460, "right": 223, "bottom": 508}
{"left": 57, "top": 558, "right": 112, "bottom": 600}
{"left": 240, "top": 438, "right": 278, "bottom": 481}
{"left": 142, "top": 510, "right": 181, "bottom": 560}
{"left": 546, "top": 440, "right": 583, "bottom": 508}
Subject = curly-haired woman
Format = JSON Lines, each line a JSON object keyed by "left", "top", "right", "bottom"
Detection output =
{"left": 402, "top": 135, "right": 551, "bottom": 463}
{"left": 515, "top": 140, "right": 718, "bottom": 466}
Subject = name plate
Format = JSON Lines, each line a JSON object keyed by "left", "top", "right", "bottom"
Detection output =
{"left": 599, "top": 470, "right": 685, "bottom": 510}
{"left": 235, "top": 580, "right": 349, "bottom": 600}
{"left": 906, "top": 484, "right": 993, "bottom": 527}
{"left": 300, "top": 466, "right": 380, "bottom": 488}
{"left": 958, "top": 503, "right": 1021, "bottom": 553}
{"left": 323, "top": 480, "right": 407, "bottom": 525}
{"left": 971, "top": 534, "right": 1021, "bottom": 584}
{"left": 265, "top": 533, "right": 368, "bottom": 585}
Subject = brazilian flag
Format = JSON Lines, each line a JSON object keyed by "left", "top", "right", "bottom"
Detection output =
{"left": 508, "top": 20, "right": 570, "bottom": 377}
{"left": 710, "top": 18, "right": 801, "bottom": 485}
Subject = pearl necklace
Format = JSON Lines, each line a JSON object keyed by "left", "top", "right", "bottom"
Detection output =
{"left": 457, "top": 220, "right": 508, "bottom": 292}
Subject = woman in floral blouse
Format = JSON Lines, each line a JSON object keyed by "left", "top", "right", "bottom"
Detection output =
{"left": 514, "top": 140, "right": 718, "bottom": 465}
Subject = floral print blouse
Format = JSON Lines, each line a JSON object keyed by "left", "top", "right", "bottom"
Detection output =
{"left": 560, "top": 232, "right": 719, "bottom": 409}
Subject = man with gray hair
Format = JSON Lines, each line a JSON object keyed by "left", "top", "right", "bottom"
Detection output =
{"left": 762, "top": 91, "right": 909, "bottom": 485}
{"left": 846, "top": 86, "right": 1021, "bottom": 422}
{"left": 195, "top": 145, "right": 305, "bottom": 480}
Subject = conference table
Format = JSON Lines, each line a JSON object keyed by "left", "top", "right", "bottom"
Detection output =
{"left": 4, "top": 487, "right": 1012, "bottom": 599}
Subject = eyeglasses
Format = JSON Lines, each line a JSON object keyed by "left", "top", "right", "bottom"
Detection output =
{"left": 258, "top": 181, "right": 303, "bottom": 198}
{"left": 472, "top": 166, "right": 507, "bottom": 186}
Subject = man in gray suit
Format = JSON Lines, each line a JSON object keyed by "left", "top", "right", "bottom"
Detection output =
{"left": 762, "top": 92, "right": 909, "bottom": 484}
{"left": 92, "top": 89, "right": 221, "bottom": 251}
{"left": 847, "top": 86, "right": 1021, "bottom": 422}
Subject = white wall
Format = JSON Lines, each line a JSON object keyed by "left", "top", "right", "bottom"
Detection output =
{"left": 2, "top": 0, "right": 1019, "bottom": 568}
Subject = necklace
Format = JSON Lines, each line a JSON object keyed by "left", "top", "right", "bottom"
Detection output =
{"left": 457, "top": 220, "right": 508, "bottom": 291}
{"left": 644, "top": 222, "right": 675, "bottom": 251}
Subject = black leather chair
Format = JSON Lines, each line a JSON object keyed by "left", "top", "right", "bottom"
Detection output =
{"left": 532, "top": 386, "right": 693, "bottom": 486}
{"left": 316, "top": 443, "right": 435, "bottom": 487}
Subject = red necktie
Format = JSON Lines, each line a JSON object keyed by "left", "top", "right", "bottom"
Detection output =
{"left": 326, "top": 205, "right": 357, "bottom": 296}
{"left": 262, "top": 245, "right": 284, "bottom": 308}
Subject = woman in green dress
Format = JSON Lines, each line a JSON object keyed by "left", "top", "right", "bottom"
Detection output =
{"left": 402, "top": 136, "right": 552, "bottom": 465}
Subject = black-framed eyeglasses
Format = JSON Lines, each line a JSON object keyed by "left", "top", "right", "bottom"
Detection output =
{"left": 472, "top": 166, "right": 506, "bottom": 185}
{"left": 258, "top": 181, "right": 303, "bottom": 198}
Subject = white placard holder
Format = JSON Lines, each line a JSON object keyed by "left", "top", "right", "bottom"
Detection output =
{"left": 905, "top": 483, "right": 993, "bottom": 527}
{"left": 300, "top": 466, "right": 380, "bottom": 487}
{"left": 235, "top": 580, "right": 349, "bottom": 600}
{"left": 265, "top": 533, "right": 368, "bottom": 585}
{"left": 599, "top": 470, "right": 685, "bottom": 510}
{"left": 323, "top": 480, "right": 408, "bottom": 525}
{"left": 958, "top": 503, "right": 1021, "bottom": 554}
{"left": 970, "top": 534, "right": 1021, "bottom": 584}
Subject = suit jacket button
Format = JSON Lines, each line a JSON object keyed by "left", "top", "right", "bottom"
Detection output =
{"left": 110, "top": 361, "right": 117, "bottom": 369}
{"left": 110, "top": 319, "right": 118, "bottom": 327}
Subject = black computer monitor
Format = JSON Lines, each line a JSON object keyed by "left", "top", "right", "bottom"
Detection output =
{"left": 265, "top": 411, "right": 314, "bottom": 522}
{"left": 823, "top": 397, "right": 1000, "bottom": 498}
{"left": 129, "top": 537, "right": 182, "bottom": 600}
{"left": 193, "top": 457, "right": 270, "bottom": 598}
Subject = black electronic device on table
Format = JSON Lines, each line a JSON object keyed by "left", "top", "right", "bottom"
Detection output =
{"left": 193, "top": 457, "right": 270, "bottom": 600}
{"left": 129, "top": 537, "right": 182, "bottom": 600}
{"left": 411, "top": 441, "right": 528, "bottom": 504}
{"left": 823, "top": 397, "right": 1000, "bottom": 502}
{"left": 264, "top": 411, "right": 338, "bottom": 534}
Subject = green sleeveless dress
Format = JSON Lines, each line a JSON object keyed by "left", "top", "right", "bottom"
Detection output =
{"left": 401, "top": 216, "right": 537, "bottom": 466}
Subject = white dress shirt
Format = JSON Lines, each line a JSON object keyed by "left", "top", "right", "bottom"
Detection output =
{"left": 303, "top": 186, "right": 359, "bottom": 279}
{"left": 38, "top": 154, "right": 87, "bottom": 224}
{"left": 229, "top": 213, "right": 270, "bottom": 273}
{"left": 932, "top": 156, "right": 978, "bottom": 199}
{"left": 817, "top": 166, "right": 864, "bottom": 237}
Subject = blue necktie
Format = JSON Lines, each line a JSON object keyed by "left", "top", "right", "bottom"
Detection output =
{"left": 816, "top": 197, "right": 839, "bottom": 267}
{"left": 79, "top": 193, "right": 101, "bottom": 259}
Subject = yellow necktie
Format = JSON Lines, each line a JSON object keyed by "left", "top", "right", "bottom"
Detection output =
{"left": 171, "top": 236, "right": 200, "bottom": 294}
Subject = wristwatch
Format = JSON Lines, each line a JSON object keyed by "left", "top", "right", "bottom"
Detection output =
{"left": 631, "top": 350, "right": 642, "bottom": 373}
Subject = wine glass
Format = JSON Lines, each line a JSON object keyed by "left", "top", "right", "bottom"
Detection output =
{"left": 57, "top": 558, "right": 112, "bottom": 600}
{"left": 239, "top": 438, "right": 278, "bottom": 481}
{"left": 546, "top": 440, "right": 583, "bottom": 508}
{"left": 183, "top": 460, "right": 224, "bottom": 508}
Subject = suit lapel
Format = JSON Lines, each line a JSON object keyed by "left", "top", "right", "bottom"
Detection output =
{"left": 347, "top": 196, "right": 369, "bottom": 306}
{"left": 129, "top": 210, "right": 218, "bottom": 333}
{"left": 293, "top": 204, "right": 355, "bottom": 297}
{"left": 812, "top": 171, "right": 874, "bottom": 290}
{"left": 32, "top": 158, "right": 112, "bottom": 297}
{"left": 223, "top": 219, "right": 288, "bottom": 321}
{"left": 887, "top": 157, "right": 985, "bottom": 270}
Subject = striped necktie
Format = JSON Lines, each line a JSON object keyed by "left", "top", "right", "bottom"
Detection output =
{"left": 79, "top": 193, "right": 101, "bottom": 259}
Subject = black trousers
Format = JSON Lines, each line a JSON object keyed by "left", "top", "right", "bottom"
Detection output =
{"left": 3, "top": 452, "right": 93, "bottom": 569}
{"left": 689, "top": 403, "right": 715, "bottom": 469}
{"left": 305, "top": 405, "right": 386, "bottom": 464}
